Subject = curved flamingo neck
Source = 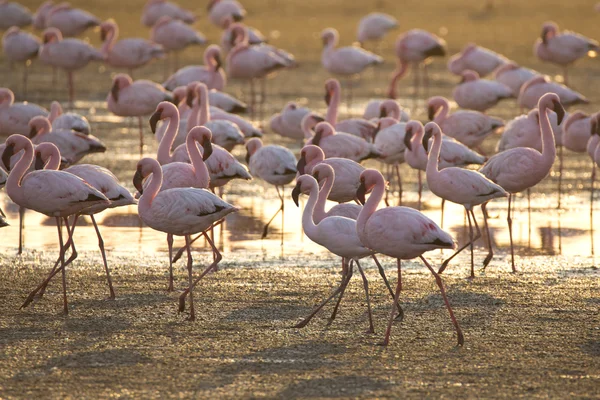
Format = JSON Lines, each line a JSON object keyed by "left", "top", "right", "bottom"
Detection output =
{"left": 157, "top": 109, "right": 180, "bottom": 165}
{"left": 301, "top": 182, "right": 320, "bottom": 239}
{"left": 387, "top": 61, "right": 409, "bottom": 99}
{"left": 302, "top": 118, "right": 317, "bottom": 140}
{"left": 49, "top": 101, "right": 63, "bottom": 121}
{"left": 140, "top": 162, "right": 163, "bottom": 212}
{"left": 426, "top": 131, "right": 442, "bottom": 179}
{"left": 434, "top": 100, "right": 449, "bottom": 123}
{"left": 325, "top": 84, "right": 341, "bottom": 124}
{"left": 101, "top": 25, "right": 117, "bottom": 54}
{"left": 313, "top": 173, "right": 333, "bottom": 223}
{"left": 33, "top": 118, "right": 52, "bottom": 137}
{"left": 6, "top": 141, "right": 34, "bottom": 205}
{"left": 42, "top": 145, "right": 61, "bottom": 170}
{"left": 205, "top": 49, "right": 217, "bottom": 71}
{"left": 187, "top": 133, "right": 210, "bottom": 188}
{"left": 539, "top": 101, "right": 557, "bottom": 166}
{"left": 198, "top": 87, "right": 210, "bottom": 125}
{"left": 357, "top": 174, "right": 384, "bottom": 243}
{"left": 0, "top": 90, "right": 14, "bottom": 107}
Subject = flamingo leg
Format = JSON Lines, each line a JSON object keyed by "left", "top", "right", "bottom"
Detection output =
{"left": 482, "top": 202, "right": 494, "bottom": 269}
{"left": 417, "top": 169, "right": 422, "bottom": 210}
{"left": 395, "top": 164, "right": 402, "bottom": 206}
{"left": 91, "top": 215, "right": 115, "bottom": 300}
{"left": 346, "top": 78, "right": 353, "bottom": 117}
{"left": 557, "top": 145, "right": 563, "bottom": 209}
{"left": 380, "top": 258, "right": 402, "bottom": 346}
{"left": 184, "top": 235, "right": 196, "bottom": 321}
{"left": 423, "top": 62, "right": 430, "bottom": 99}
{"left": 167, "top": 233, "right": 174, "bottom": 291}
{"left": 528, "top": 188, "right": 532, "bottom": 248}
{"left": 260, "top": 77, "right": 266, "bottom": 121}
{"left": 420, "top": 256, "right": 464, "bottom": 346}
{"left": 171, "top": 220, "right": 223, "bottom": 263}
{"left": 440, "top": 198, "right": 445, "bottom": 230}
{"left": 438, "top": 207, "right": 481, "bottom": 275}
{"left": 507, "top": 193, "right": 516, "bottom": 272}
{"left": 413, "top": 62, "right": 419, "bottom": 106}
{"left": 138, "top": 116, "right": 144, "bottom": 157}
{"left": 326, "top": 260, "right": 354, "bottom": 325}
{"left": 371, "top": 254, "right": 403, "bottom": 320}
{"left": 261, "top": 185, "right": 284, "bottom": 239}
{"left": 18, "top": 205, "right": 24, "bottom": 255}
{"left": 67, "top": 71, "right": 74, "bottom": 109}
{"left": 563, "top": 66, "right": 569, "bottom": 87}
{"left": 591, "top": 163, "right": 595, "bottom": 257}
{"left": 250, "top": 78, "right": 256, "bottom": 121}
{"left": 23, "top": 62, "right": 29, "bottom": 98}
{"left": 355, "top": 260, "right": 375, "bottom": 334}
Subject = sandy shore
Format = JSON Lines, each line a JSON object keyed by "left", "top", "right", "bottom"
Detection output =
{"left": 0, "top": 252, "right": 598, "bottom": 399}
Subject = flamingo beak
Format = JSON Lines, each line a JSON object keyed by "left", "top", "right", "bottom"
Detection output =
{"left": 110, "top": 80, "right": 120, "bottom": 102}
{"left": 322, "top": 37, "right": 327, "bottom": 47}
{"left": 133, "top": 167, "right": 144, "bottom": 195}
{"left": 245, "top": 150, "right": 250, "bottom": 164}
{"left": 404, "top": 128, "right": 413, "bottom": 151}
{"left": 34, "top": 151, "right": 45, "bottom": 170}
{"left": 59, "top": 157, "right": 70, "bottom": 169}
{"left": 312, "top": 130, "right": 323, "bottom": 147}
{"left": 372, "top": 122, "right": 381, "bottom": 140}
{"left": 324, "top": 90, "right": 331, "bottom": 106}
{"left": 422, "top": 129, "right": 433, "bottom": 153}
{"left": 541, "top": 26, "right": 550, "bottom": 45}
{"left": 186, "top": 88, "right": 195, "bottom": 107}
{"left": 215, "top": 54, "right": 222, "bottom": 71}
{"left": 553, "top": 100, "right": 566, "bottom": 125}
{"left": 29, "top": 126, "right": 38, "bottom": 139}
{"left": 100, "top": 27, "right": 107, "bottom": 41}
{"left": 313, "top": 115, "right": 325, "bottom": 124}
{"left": 149, "top": 109, "right": 162, "bottom": 134}
{"left": 590, "top": 117, "right": 598, "bottom": 136}
{"left": 428, "top": 105, "right": 436, "bottom": 121}
{"left": 291, "top": 183, "right": 302, "bottom": 207}
{"left": 172, "top": 93, "right": 181, "bottom": 106}
{"left": 312, "top": 170, "right": 320, "bottom": 182}
{"left": 356, "top": 181, "right": 367, "bottom": 205}
{"left": 379, "top": 108, "right": 387, "bottom": 118}
{"left": 232, "top": 13, "right": 243, "bottom": 22}
{"left": 202, "top": 139, "right": 213, "bottom": 161}
{"left": 2, "top": 144, "right": 15, "bottom": 171}
{"left": 296, "top": 155, "right": 306, "bottom": 175}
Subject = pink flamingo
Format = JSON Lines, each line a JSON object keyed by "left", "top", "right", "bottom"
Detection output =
{"left": 452, "top": 70, "right": 513, "bottom": 112}
{"left": 307, "top": 122, "right": 381, "bottom": 163}
{"left": 2, "top": 27, "right": 40, "bottom": 96}
{"left": 141, "top": 0, "right": 195, "bottom": 27}
{"left": 246, "top": 138, "right": 296, "bottom": 239}
{"left": 587, "top": 115, "right": 600, "bottom": 253}
{"left": 220, "top": 17, "right": 265, "bottom": 53}
{"left": 496, "top": 108, "right": 563, "bottom": 153}
{"left": 373, "top": 117, "right": 406, "bottom": 205}
{"left": 2, "top": 134, "right": 109, "bottom": 314}
{"left": 150, "top": 16, "right": 206, "bottom": 70}
{"left": 163, "top": 45, "right": 225, "bottom": 91}
{"left": 563, "top": 111, "right": 594, "bottom": 153}
{"left": 270, "top": 102, "right": 315, "bottom": 140}
{"left": 447, "top": 43, "right": 508, "bottom": 77}
{"left": 32, "top": 1, "right": 53, "bottom": 30}
{"left": 362, "top": 99, "right": 410, "bottom": 122}
{"left": 208, "top": 0, "right": 246, "bottom": 27}
{"left": 107, "top": 73, "right": 174, "bottom": 155}
{"left": 534, "top": 21, "right": 600, "bottom": 86}
{"left": 493, "top": 62, "right": 541, "bottom": 97}
{"left": 518, "top": 75, "right": 588, "bottom": 110}
{"left": 100, "top": 19, "right": 164, "bottom": 77}
{"left": 321, "top": 28, "right": 382, "bottom": 104}
{"left": 38, "top": 27, "right": 105, "bottom": 107}
{"left": 479, "top": 93, "right": 565, "bottom": 271}
{"left": 210, "top": 104, "right": 262, "bottom": 138}
{"left": 356, "top": 168, "right": 463, "bottom": 346}
{"left": 324, "top": 79, "right": 377, "bottom": 140}
{"left": 423, "top": 122, "right": 507, "bottom": 277}
{"left": 0, "top": 87, "right": 47, "bottom": 136}
{"left": 134, "top": 157, "right": 238, "bottom": 320}
{"left": 44, "top": 3, "right": 100, "bottom": 37}
{"left": 48, "top": 101, "right": 90, "bottom": 134}
{"left": 0, "top": 166, "right": 8, "bottom": 226}
{"left": 297, "top": 144, "right": 366, "bottom": 204}
{"left": 387, "top": 29, "right": 446, "bottom": 99}
{"left": 32, "top": 142, "right": 136, "bottom": 301}
{"left": 428, "top": 96, "right": 504, "bottom": 150}
{"left": 208, "top": 89, "right": 247, "bottom": 113}
{"left": 0, "top": 1, "right": 32, "bottom": 30}
{"left": 357, "top": 12, "right": 398, "bottom": 47}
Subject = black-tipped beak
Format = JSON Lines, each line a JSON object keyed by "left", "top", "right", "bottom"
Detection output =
{"left": 133, "top": 168, "right": 144, "bottom": 195}
{"left": 111, "top": 80, "right": 120, "bottom": 102}
{"left": 59, "top": 157, "right": 70, "bottom": 170}
{"left": 312, "top": 130, "right": 323, "bottom": 147}
{"left": 173, "top": 93, "right": 181, "bottom": 106}
{"left": 2, "top": 144, "right": 15, "bottom": 171}
{"left": 245, "top": 151, "right": 250, "bottom": 164}
{"left": 296, "top": 156, "right": 306, "bottom": 175}
{"left": 324, "top": 90, "right": 331, "bottom": 106}
{"left": 232, "top": 13, "right": 243, "bottom": 22}
{"left": 428, "top": 106, "right": 436, "bottom": 121}
{"left": 313, "top": 115, "right": 325, "bottom": 124}
{"left": 404, "top": 128, "right": 413, "bottom": 151}
{"left": 29, "top": 126, "right": 38, "bottom": 139}
{"left": 541, "top": 27, "right": 550, "bottom": 45}
{"left": 100, "top": 28, "right": 107, "bottom": 41}
{"left": 186, "top": 88, "right": 195, "bottom": 107}
{"left": 202, "top": 139, "right": 213, "bottom": 161}
{"left": 553, "top": 100, "right": 566, "bottom": 125}
{"left": 312, "top": 170, "right": 320, "bottom": 182}
{"left": 215, "top": 54, "right": 222, "bottom": 71}
{"left": 356, "top": 181, "right": 367, "bottom": 205}
{"left": 34, "top": 152, "right": 45, "bottom": 170}
{"left": 379, "top": 108, "right": 387, "bottom": 118}
{"left": 424, "top": 44, "right": 446, "bottom": 57}
{"left": 322, "top": 37, "right": 327, "bottom": 47}
{"left": 291, "top": 183, "right": 301, "bottom": 207}
{"left": 372, "top": 122, "right": 381, "bottom": 139}
{"left": 422, "top": 130, "right": 433, "bottom": 153}
{"left": 591, "top": 118, "right": 598, "bottom": 136}
{"left": 149, "top": 109, "right": 162, "bottom": 134}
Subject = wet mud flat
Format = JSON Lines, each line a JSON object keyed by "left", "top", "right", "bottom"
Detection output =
{"left": 0, "top": 252, "right": 598, "bottom": 398}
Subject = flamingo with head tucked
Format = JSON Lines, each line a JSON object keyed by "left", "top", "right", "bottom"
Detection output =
{"left": 2, "top": 27, "right": 40, "bottom": 96}
{"left": 518, "top": 75, "right": 588, "bottom": 110}
{"left": 362, "top": 99, "right": 410, "bottom": 122}
{"left": 208, "top": 0, "right": 246, "bottom": 27}
{"left": 357, "top": 12, "right": 398, "bottom": 47}
{"left": 141, "top": 0, "right": 195, "bottom": 27}
{"left": 48, "top": 101, "right": 91, "bottom": 134}
{"left": 493, "top": 62, "right": 541, "bottom": 97}
{"left": 163, "top": 45, "right": 226, "bottom": 91}
{"left": 43, "top": 3, "right": 100, "bottom": 37}
{"left": 448, "top": 43, "right": 508, "bottom": 77}
{"left": 0, "top": 1, "right": 33, "bottom": 30}
{"left": 452, "top": 70, "right": 513, "bottom": 112}
{"left": 270, "top": 102, "right": 315, "bottom": 140}
{"left": 151, "top": 16, "right": 206, "bottom": 71}
{"left": 0, "top": 87, "right": 47, "bottom": 136}
{"left": 220, "top": 17, "right": 265, "bottom": 53}
{"left": 307, "top": 122, "right": 381, "bottom": 163}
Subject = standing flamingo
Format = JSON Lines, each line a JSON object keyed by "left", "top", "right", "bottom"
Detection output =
{"left": 518, "top": 75, "right": 588, "bottom": 110}
{"left": 208, "top": 0, "right": 246, "bottom": 27}
{"left": 44, "top": 3, "right": 100, "bottom": 37}
{"left": 357, "top": 13, "right": 398, "bottom": 47}
{"left": 220, "top": 17, "right": 265, "bottom": 53}
{"left": 141, "top": 0, "right": 195, "bottom": 27}
{"left": 270, "top": 102, "right": 315, "bottom": 140}
{"left": 246, "top": 138, "right": 296, "bottom": 239}
{"left": 134, "top": 157, "right": 237, "bottom": 320}
{"left": 2, "top": 134, "right": 109, "bottom": 314}
{"left": 0, "top": 166, "right": 8, "bottom": 227}
{"left": 38, "top": 28, "right": 105, "bottom": 107}
{"left": 0, "top": 1, "right": 32, "bottom": 30}
{"left": 48, "top": 101, "right": 91, "bottom": 134}
{"left": 2, "top": 27, "right": 40, "bottom": 96}
{"left": 150, "top": 16, "right": 206, "bottom": 71}
{"left": 447, "top": 43, "right": 508, "bottom": 77}
{"left": 163, "top": 45, "right": 226, "bottom": 91}
{"left": 373, "top": 117, "right": 406, "bottom": 205}
{"left": 587, "top": 114, "right": 600, "bottom": 254}
{"left": 479, "top": 93, "right": 565, "bottom": 271}
{"left": 32, "top": 1, "right": 53, "bottom": 30}
{"left": 387, "top": 29, "right": 446, "bottom": 99}
{"left": 307, "top": 122, "right": 381, "bottom": 163}
{"left": 493, "top": 62, "right": 540, "bottom": 97}
{"left": 423, "top": 122, "right": 507, "bottom": 278}
{"left": 356, "top": 168, "right": 463, "bottom": 346}
{"left": 324, "top": 79, "right": 377, "bottom": 140}
{"left": 452, "top": 70, "right": 513, "bottom": 112}
{"left": 362, "top": 99, "right": 410, "bottom": 122}
{"left": 0, "top": 87, "right": 47, "bottom": 136}
{"left": 534, "top": 21, "right": 600, "bottom": 86}
{"left": 208, "top": 89, "right": 247, "bottom": 113}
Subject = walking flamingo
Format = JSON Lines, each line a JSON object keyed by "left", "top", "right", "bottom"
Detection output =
{"left": 452, "top": 70, "right": 513, "bottom": 112}
{"left": 245, "top": 138, "right": 296, "bottom": 239}
{"left": 423, "top": 122, "right": 507, "bottom": 278}
{"left": 357, "top": 13, "right": 398, "bottom": 47}
{"left": 0, "top": 1, "right": 33, "bottom": 30}
{"left": 208, "top": 0, "right": 246, "bottom": 27}
{"left": 2, "top": 27, "right": 40, "bottom": 96}
{"left": 43, "top": 3, "right": 100, "bottom": 37}
{"left": 534, "top": 21, "right": 600, "bottom": 86}
{"left": 2, "top": 134, "right": 109, "bottom": 314}
{"left": 141, "top": 0, "right": 195, "bottom": 27}
{"left": 134, "top": 157, "right": 237, "bottom": 320}
{"left": 493, "top": 62, "right": 540, "bottom": 96}
{"left": 324, "top": 79, "right": 378, "bottom": 140}
{"left": 518, "top": 75, "right": 588, "bottom": 110}
{"left": 0, "top": 87, "right": 47, "bottom": 136}
{"left": 355, "top": 168, "right": 463, "bottom": 346}
{"left": 307, "top": 122, "right": 381, "bottom": 163}
{"left": 38, "top": 27, "right": 105, "bottom": 107}
{"left": 447, "top": 43, "right": 508, "bottom": 77}
{"left": 479, "top": 93, "right": 565, "bottom": 271}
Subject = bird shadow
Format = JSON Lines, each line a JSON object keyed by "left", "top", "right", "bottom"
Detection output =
{"left": 277, "top": 375, "right": 391, "bottom": 399}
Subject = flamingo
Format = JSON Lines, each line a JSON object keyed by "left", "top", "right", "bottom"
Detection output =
{"left": 355, "top": 168, "right": 463, "bottom": 346}
{"left": 150, "top": 16, "right": 206, "bottom": 71}
{"left": 163, "top": 45, "right": 226, "bottom": 91}
{"left": 270, "top": 102, "right": 315, "bottom": 140}
{"left": 373, "top": 117, "right": 406, "bottom": 205}
{"left": 100, "top": 19, "right": 165, "bottom": 77}
{"left": 245, "top": 138, "right": 296, "bottom": 239}
{"left": 324, "top": 79, "right": 378, "bottom": 140}
{"left": 2, "top": 134, "right": 109, "bottom": 314}
{"left": 38, "top": 27, "right": 105, "bottom": 107}
{"left": 587, "top": 114, "right": 600, "bottom": 253}
{"left": 452, "top": 70, "right": 513, "bottom": 112}
{"left": 297, "top": 144, "right": 366, "bottom": 204}
{"left": 387, "top": 29, "right": 446, "bottom": 99}
{"left": 220, "top": 17, "right": 265, "bottom": 53}
{"left": 32, "top": 1, "right": 53, "bottom": 30}
{"left": 534, "top": 21, "right": 600, "bottom": 86}
{"left": 2, "top": 27, "right": 40, "bottom": 96}
{"left": 362, "top": 99, "right": 410, "bottom": 122}
{"left": 48, "top": 101, "right": 91, "bottom": 134}
{"left": 307, "top": 122, "right": 381, "bottom": 163}
{"left": 321, "top": 28, "right": 383, "bottom": 105}
{"left": 106, "top": 73, "right": 174, "bottom": 155}
{"left": 423, "top": 122, "right": 507, "bottom": 278}
{"left": 0, "top": 1, "right": 32, "bottom": 30}
{"left": 496, "top": 108, "right": 562, "bottom": 153}
{"left": 357, "top": 12, "right": 398, "bottom": 47}
{"left": 207, "top": 89, "right": 247, "bottom": 113}
{"left": 0, "top": 166, "right": 8, "bottom": 227}
{"left": 494, "top": 62, "right": 541, "bottom": 97}
{"left": 0, "top": 87, "right": 47, "bottom": 136}
{"left": 134, "top": 157, "right": 238, "bottom": 320}
{"left": 43, "top": 3, "right": 100, "bottom": 37}
{"left": 518, "top": 75, "right": 588, "bottom": 110}
{"left": 33, "top": 142, "right": 136, "bottom": 301}
{"left": 447, "top": 43, "right": 508, "bottom": 77}
{"left": 208, "top": 0, "right": 246, "bottom": 28}
{"left": 404, "top": 120, "right": 486, "bottom": 211}
{"left": 141, "top": 0, "right": 195, "bottom": 27}
{"left": 291, "top": 174, "right": 377, "bottom": 332}
{"left": 427, "top": 96, "right": 504, "bottom": 150}
{"left": 479, "top": 93, "right": 565, "bottom": 271}
{"left": 210, "top": 104, "right": 262, "bottom": 138}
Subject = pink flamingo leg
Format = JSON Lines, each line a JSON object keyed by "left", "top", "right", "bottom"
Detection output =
{"left": 355, "top": 260, "right": 375, "bottom": 334}
{"left": 507, "top": 193, "right": 516, "bottom": 272}
{"left": 482, "top": 203, "right": 494, "bottom": 269}
{"left": 528, "top": 188, "right": 532, "bottom": 248}
{"left": 17, "top": 205, "right": 24, "bottom": 255}
{"left": 261, "top": 185, "right": 285, "bottom": 239}
{"left": 591, "top": 163, "right": 595, "bottom": 256}
{"left": 417, "top": 169, "right": 422, "bottom": 210}
{"left": 184, "top": 234, "right": 196, "bottom": 321}
{"left": 60, "top": 217, "right": 69, "bottom": 314}
{"left": 380, "top": 258, "right": 402, "bottom": 346}
{"left": 326, "top": 260, "right": 354, "bottom": 325}
{"left": 167, "top": 233, "right": 174, "bottom": 291}
{"left": 395, "top": 164, "right": 402, "bottom": 206}
{"left": 371, "top": 255, "right": 403, "bottom": 320}
{"left": 138, "top": 116, "right": 144, "bottom": 157}
{"left": 91, "top": 215, "right": 115, "bottom": 300}
{"left": 67, "top": 71, "right": 74, "bottom": 109}
{"left": 440, "top": 198, "right": 445, "bottom": 230}
{"left": 171, "top": 220, "right": 223, "bottom": 263}
{"left": 439, "top": 207, "right": 481, "bottom": 275}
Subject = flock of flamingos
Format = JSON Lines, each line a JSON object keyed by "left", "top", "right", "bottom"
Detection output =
{"left": 0, "top": 0, "right": 599, "bottom": 346}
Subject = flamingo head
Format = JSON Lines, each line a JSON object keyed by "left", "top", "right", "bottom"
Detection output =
{"left": 244, "top": 138, "right": 263, "bottom": 163}
{"left": 41, "top": 27, "right": 62, "bottom": 44}
{"left": 312, "top": 122, "right": 335, "bottom": 147}
{"left": 324, "top": 79, "right": 340, "bottom": 105}
{"left": 100, "top": 19, "right": 116, "bottom": 41}
{"left": 189, "top": 126, "right": 214, "bottom": 161}
{"left": 539, "top": 93, "right": 565, "bottom": 125}
{"left": 133, "top": 158, "right": 156, "bottom": 195}
{"left": 422, "top": 122, "right": 442, "bottom": 153}
{"left": 110, "top": 74, "right": 133, "bottom": 102}
{"left": 149, "top": 101, "right": 178, "bottom": 133}
{"left": 541, "top": 21, "right": 559, "bottom": 45}
{"left": 291, "top": 175, "right": 317, "bottom": 207}
{"left": 459, "top": 70, "right": 479, "bottom": 84}
{"left": 321, "top": 28, "right": 338, "bottom": 47}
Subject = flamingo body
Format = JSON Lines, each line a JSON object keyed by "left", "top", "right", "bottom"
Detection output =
{"left": 448, "top": 43, "right": 508, "bottom": 77}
